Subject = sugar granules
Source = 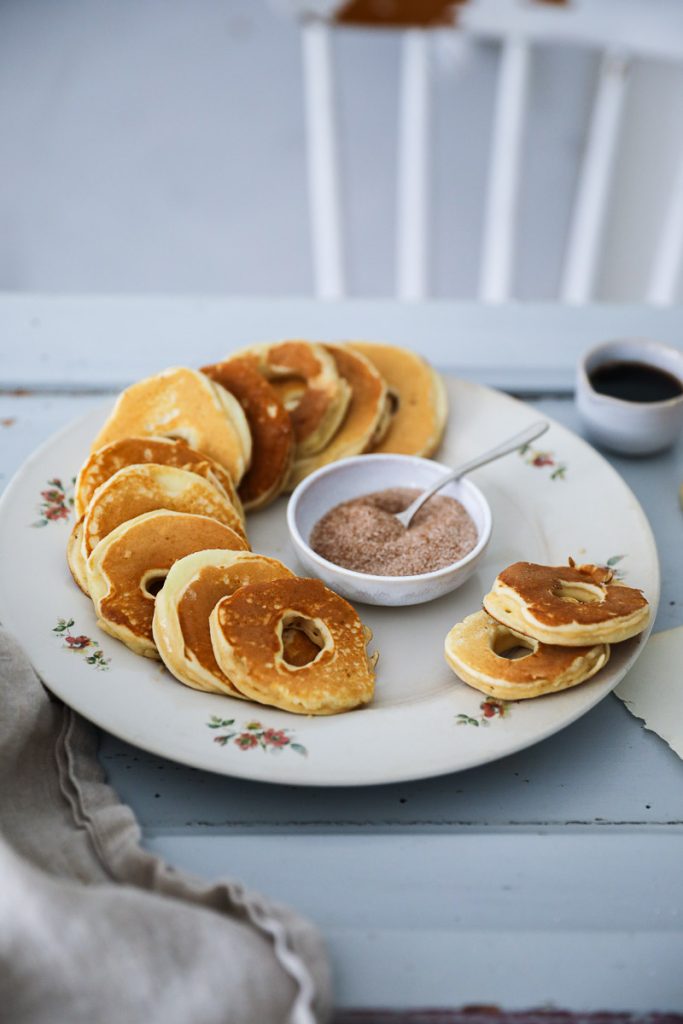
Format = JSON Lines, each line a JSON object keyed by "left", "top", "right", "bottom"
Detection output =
{"left": 309, "top": 487, "right": 478, "bottom": 576}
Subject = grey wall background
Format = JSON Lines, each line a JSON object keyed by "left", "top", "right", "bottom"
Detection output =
{"left": 0, "top": 0, "right": 681, "bottom": 300}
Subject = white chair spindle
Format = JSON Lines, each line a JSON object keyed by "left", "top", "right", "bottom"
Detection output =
{"left": 302, "top": 21, "right": 346, "bottom": 299}
{"left": 396, "top": 30, "right": 431, "bottom": 301}
{"left": 479, "top": 35, "right": 531, "bottom": 304}
{"left": 300, "top": 6, "right": 682, "bottom": 306}
{"left": 561, "top": 51, "right": 629, "bottom": 305}
{"left": 647, "top": 142, "right": 683, "bottom": 305}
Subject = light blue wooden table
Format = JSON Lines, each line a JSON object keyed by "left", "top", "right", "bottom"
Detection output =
{"left": 1, "top": 297, "right": 682, "bottom": 1017}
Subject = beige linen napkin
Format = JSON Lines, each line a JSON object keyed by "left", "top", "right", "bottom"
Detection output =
{"left": 0, "top": 626, "right": 332, "bottom": 1024}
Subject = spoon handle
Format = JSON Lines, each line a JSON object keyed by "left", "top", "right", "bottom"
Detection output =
{"left": 396, "top": 420, "right": 549, "bottom": 528}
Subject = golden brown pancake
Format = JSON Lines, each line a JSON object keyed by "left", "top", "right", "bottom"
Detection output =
{"left": 483, "top": 560, "right": 650, "bottom": 646}
{"left": 349, "top": 342, "right": 447, "bottom": 457}
{"left": 67, "top": 518, "right": 89, "bottom": 594}
{"left": 201, "top": 356, "right": 294, "bottom": 510}
{"left": 153, "top": 549, "right": 297, "bottom": 695}
{"left": 287, "top": 344, "right": 389, "bottom": 488}
{"left": 82, "top": 463, "right": 248, "bottom": 559}
{"left": 86, "top": 511, "right": 248, "bottom": 658}
{"left": 209, "top": 577, "right": 377, "bottom": 715}
{"left": 75, "top": 436, "right": 244, "bottom": 522}
{"left": 90, "top": 367, "right": 252, "bottom": 484}
{"left": 236, "top": 341, "right": 351, "bottom": 457}
{"left": 444, "top": 610, "right": 610, "bottom": 700}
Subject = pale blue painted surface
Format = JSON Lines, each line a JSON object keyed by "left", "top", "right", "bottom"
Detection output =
{"left": 2, "top": 299, "right": 682, "bottom": 1011}
{"left": 145, "top": 832, "right": 683, "bottom": 1010}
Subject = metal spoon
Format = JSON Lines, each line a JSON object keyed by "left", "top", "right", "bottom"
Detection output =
{"left": 394, "top": 420, "right": 550, "bottom": 529}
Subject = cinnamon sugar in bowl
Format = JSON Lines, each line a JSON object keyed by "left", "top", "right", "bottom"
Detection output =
{"left": 287, "top": 454, "right": 492, "bottom": 607}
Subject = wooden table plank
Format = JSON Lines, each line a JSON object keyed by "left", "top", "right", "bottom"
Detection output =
{"left": 101, "top": 693, "right": 683, "bottom": 832}
{"left": 145, "top": 832, "right": 683, "bottom": 1012}
{"left": 0, "top": 392, "right": 106, "bottom": 490}
{"left": 333, "top": 1015, "right": 681, "bottom": 1023}
{"left": 1, "top": 296, "right": 682, "bottom": 392}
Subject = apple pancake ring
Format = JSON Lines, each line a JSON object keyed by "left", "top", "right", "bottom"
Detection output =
{"left": 82, "top": 463, "right": 248, "bottom": 559}
{"left": 348, "top": 342, "right": 447, "bottom": 457}
{"left": 67, "top": 518, "right": 89, "bottom": 594}
{"left": 209, "top": 577, "right": 377, "bottom": 715}
{"left": 201, "top": 356, "right": 294, "bottom": 510}
{"left": 91, "top": 367, "right": 252, "bottom": 484}
{"left": 87, "top": 511, "right": 248, "bottom": 658}
{"left": 238, "top": 341, "right": 351, "bottom": 458}
{"left": 444, "top": 610, "right": 610, "bottom": 700}
{"left": 287, "top": 344, "right": 389, "bottom": 488}
{"left": 483, "top": 560, "right": 650, "bottom": 646}
{"left": 74, "top": 436, "right": 243, "bottom": 522}
{"left": 153, "top": 549, "right": 297, "bottom": 696}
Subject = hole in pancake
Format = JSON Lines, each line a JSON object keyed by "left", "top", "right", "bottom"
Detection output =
{"left": 387, "top": 389, "right": 400, "bottom": 415}
{"left": 141, "top": 572, "right": 167, "bottom": 598}
{"left": 497, "top": 645, "right": 534, "bottom": 661}
{"left": 274, "top": 377, "right": 306, "bottom": 412}
{"left": 490, "top": 628, "right": 536, "bottom": 661}
{"left": 280, "top": 613, "right": 331, "bottom": 668}
{"left": 370, "top": 395, "right": 394, "bottom": 447}
{"left": 554, "top": 581, "right": 604, "bottom": 604}
{"left": 282, "top": 627, "right": 320, "bottom": 667}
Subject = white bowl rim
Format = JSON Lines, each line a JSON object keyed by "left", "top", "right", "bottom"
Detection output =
{"left": 286, "top": 453, "right": 493, "bottom": 585}
{"left": 578, "top": 337, "right": 683, "bottom": 410}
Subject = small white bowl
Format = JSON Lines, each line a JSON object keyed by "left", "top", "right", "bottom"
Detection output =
{"left": 286, "top": 454, "right": 492, "bottom": 607}
{"left": 576, "top": 338, "right": 683, "bottom": 455}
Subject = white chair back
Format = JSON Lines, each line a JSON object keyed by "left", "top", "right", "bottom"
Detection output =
{"left": 300, "top": 0, "right": 683, "bottom": 303}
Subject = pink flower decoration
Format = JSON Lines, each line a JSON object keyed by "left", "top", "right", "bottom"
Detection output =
{"left": 263, "top": 728, "right": 290, "bottom": 748}
{"left": 66, "top": 635, "right": 91, "bottom": 649}
{"left": 235, "top": 733, "right": 259, "bottom": 750}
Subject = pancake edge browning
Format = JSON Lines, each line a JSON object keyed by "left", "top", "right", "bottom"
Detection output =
{"left": 286, "top": 343, "right": 390, "bottom": 489}
{"left": 483, "top": 561, "right": 650, "bottom": 646}
{"left": 233, "top": 341, "right": 352, "bottom": 458}
{"left": 90, "top": 366, "right": 252, "bottom": 485}
{"left": 153, "top": 549, "right": 296, "bottom": 695}
{"left": 209, "top": 577, "right": 376, "bottom": 715}
{"left": 348, "top": 341, "right": 447, "bottom": 458}
{"left": 74, "top": 436, "right": 245, "bottom": 523}
{"left": 201, "top": 356, "right": 295, "bottom": 511}
{"left": 86, "top": 511, "right": 248, "bottom": 659}
{"left": 444, "top": 610, "right": 610, "bottom": 700}
{"left": 82, "top": 463, "right": 248, "bottom": 558}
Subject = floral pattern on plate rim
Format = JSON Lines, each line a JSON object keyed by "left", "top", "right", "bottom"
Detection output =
{"left": 456, "top": 698, "right": 512, "bottom": 727}
{"left": 518, "top": 443, "right": 566, "bottom": 480}
{"left": 33, "top": 477, "right": 75, "bottom": 527}
{"left": 571, "top": 553, "right": 627, "bottom": 579}
{"left": 207, "top": 716, "right": 307, "bottom": 756}
{"left": 53, "top": 618, "right": 110, "bottom": 671}
{"left": 605, "top": 554, "right": 626, "bottom": 580}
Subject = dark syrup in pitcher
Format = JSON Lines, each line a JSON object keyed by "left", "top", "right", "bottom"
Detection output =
{"left": 589, "top": 361, "right": 683, "bottom": 403}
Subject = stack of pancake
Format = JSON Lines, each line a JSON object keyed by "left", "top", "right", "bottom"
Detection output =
{"left": 66, "top": 342, "right": 446, "bottom": 715}
{"left": 444, "top": 559, "right": 650, "bottom": 700}
{"left": 202, "top": 340, "right": 448, "bottom": 505}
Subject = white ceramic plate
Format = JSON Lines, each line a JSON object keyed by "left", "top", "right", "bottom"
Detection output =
{"left": 0, "top": 378, "right": 659, "bottom": 787}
